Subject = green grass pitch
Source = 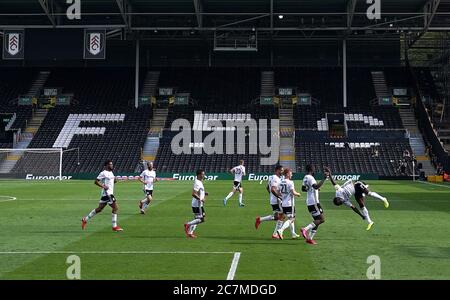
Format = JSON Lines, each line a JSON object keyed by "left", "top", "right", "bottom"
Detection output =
{"left": 0, "top": 179, "right": 449, "bottom": 280}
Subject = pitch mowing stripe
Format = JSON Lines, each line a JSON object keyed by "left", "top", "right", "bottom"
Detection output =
{"left": 0, "top": 251, "right": 236, "bottom": 254}
{"left": 0, "top": 194, "right": 176, "bottom": 277}
{"left": 226, "top": 252, "right": 241, "bottom": 280}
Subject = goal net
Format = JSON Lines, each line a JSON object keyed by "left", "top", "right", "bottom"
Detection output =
{"left": 0, "top": 148, "right": 70, "bottom": 180}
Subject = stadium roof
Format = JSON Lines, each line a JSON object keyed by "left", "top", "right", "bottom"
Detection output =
{"left": 0, "top": 0, "right": 449, "bottom": 42}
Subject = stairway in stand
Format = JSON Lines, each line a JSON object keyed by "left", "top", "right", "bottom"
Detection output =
{"left": 399, "top": 107, "right": 436, "bottom": 176}
{"left": 142, "top": 108, "right": 168, "bottom": 163}
{"left": 24, "top": 109, "right": 47, "bottom": 135}
{"left": 141, "top": 71, "right": 160, "bottom": 98}
{"left": 260, "top": 71, "right": 274, "bottom": 97}
{"left": 278, "top": 108, "right": 296, "bottom": 170}
{"left": 371, "top": 71, "right": 390, "bottom": 99}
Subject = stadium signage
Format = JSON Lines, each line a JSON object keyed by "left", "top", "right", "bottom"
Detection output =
{"left": 84, "top": 29, "right": 106, "bottom": 59}
{"left": 25, "top": 174, "right": 72, "bottom": 180}
{"left": 3, "top": 30, "right": 25, "bottom": 60}
{"left": 331, "top": 174, "right": 361, "bottom": 181}
{"left": 115, "top": 175, "right": 140, "bottom": 181}
{"left": 248, "top": 173, "right": 270, "bottom": 181}
{"left": 61, "top": 173, "right": 378, "bottom": 181}
{"left": 172, "top": 173, "right": 219, "bottom": 181}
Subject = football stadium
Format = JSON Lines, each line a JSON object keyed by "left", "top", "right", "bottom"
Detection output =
{"left": 0, "top": 0, "right": 450, "bottom": 285}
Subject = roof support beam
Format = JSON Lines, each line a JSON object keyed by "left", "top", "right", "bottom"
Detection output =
{"left": 193, "top": 0, "right": 203, "bottom": 28}
{"left": 116, "top": 0, "right": 132, "bottom": 28}
{"left": 408, "top": 0, "right": 441, "bottom": 48}
{"left": 2, "top": 25, "right": 450, "bottom": 32}
{"left": 38, "top": 0, "right": 56, "bottom": 27}
{"left": 270, "top": 0, "right": 274, "bottom": 32}
{"left": 424, "top": 0, "right": 441, "bottom": 32}
{"left": 346, "top": 0, "right": 357, "bottom": 34}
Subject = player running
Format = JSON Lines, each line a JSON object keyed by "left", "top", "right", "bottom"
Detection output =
{"left": 138, "top": 161, "right": 158, "bottom": 214}
{"left": 276, "top": 168, "right": 301, "bottom": 240}
{"left": 255, "top": 165, "right": 285, "bottom": 239}
{"left": 81, "top": 160, "right": 123, "bottom": 232}
{"left": 223, "top": 160, "right": 246, "bottom": 207}
{"left": 327, "top": 168, "right": 389, "bottom": 231}
{"left": 184, "top": 169, "right": 208, "bottom": 238}
{"left": 300, "top": 165, "right": 328, "bottom": 245}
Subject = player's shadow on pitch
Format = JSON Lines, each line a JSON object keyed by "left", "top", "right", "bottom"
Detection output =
{"left": 401, "top": 246, "right": 450, "bottom": 259}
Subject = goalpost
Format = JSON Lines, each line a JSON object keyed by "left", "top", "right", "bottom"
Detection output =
{"left": 0, "top": 148, "right": 79, "bottom": 181}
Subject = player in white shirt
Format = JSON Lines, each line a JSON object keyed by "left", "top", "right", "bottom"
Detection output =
{"left": 276, "top": 168, "right": 301, "bottom": 240}
{"left": 299, "top": 165, "right": 328, "bottom": 245}
{"left": 255, "top": 165, "right": 285, "bottom": 239}
{"left": 138, "top": 161, "right": 158, "bottom": 214}
{"left": 327, "top": 168, "right": 389, "bottom": 231}
{"left": 184, "top": 169, "right": 208, "bottom": 238}
{"left": 81, "top": 160, "right": 123, "bottom": 232}
{"left": 223, "top": 160, "right": 246, "bottom": 207}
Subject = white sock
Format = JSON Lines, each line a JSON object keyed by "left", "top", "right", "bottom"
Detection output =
{"left": 85, "top": 209, "right": 96, "bottom": 221}
{"left": 238, "top": 193, "right": 243, "bottom": 205}
{"left": 368, "top": 191, "right": 385, "bottom": 201}
{"left": 310, "top": 230, "right": 317, "bottom": 240}
{"left": 280, "top": 219, "right": 291, "bottom": 233}
{"left": 189, "top": 224, "right": 197, "bottom": 234}
{"left": 361, "top": 207, "right": 373, "bottom": 223}
{"left": 143, "top": 202, "right": 150, "bottom": 209}
{"left": 187, "top": 218, "right": 202, "bottom": 226}
{"left": 289, "top": 222, "right": 297, "bottom": 236}
{"left": 304, "top": 223, "right": 316, "bottom": 231}
{"left": 273, "top": 220, "right": 283, "bottom": 235}
{"left": 225, "top": 192, "right": 234, "bottom": 200}
{"left": 112, "top": 213, "right": 118, "bottom": 227}
{"left": 260, "top": 215, "right": 274, "bottom": 222}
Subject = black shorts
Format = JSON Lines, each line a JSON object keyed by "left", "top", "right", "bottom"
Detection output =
{"left": 144, "top": 189, "right": 153, "bottom": 196}
{"left": 99, "top": 195, "right": 116, "bottom": 206}
{"left": 233, "top": 181, "right": 242, "bottom": 189}
{"left": 192, "top": 206, "right": 205, "bottom": 217}
{"left": 307, "top": 203, "right": 324, "bottom": 220}
{"left": 354, "top": 181, "right": 368, "bottom": 200}
{"left": 271, "top": 204, "right": 282, "bottom": 213}
{"left": 282, "top": 206, "right": 295, "bottom": 216}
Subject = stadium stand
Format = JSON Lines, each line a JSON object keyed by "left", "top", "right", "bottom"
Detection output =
{"left": 8, "top": 69, "right": 153, "bottom": 175}
{"left": 292, "top": 68, "right": 413, "bottom": 175}
{"left": 0, "top": 67, "right": 433, "bottom": 178}
{"left": 155, "top": 106, "right": 278, "bottom": 173}
{"left": 154, "top": 68, "right": 278, "bottom": 173}
{"left": 0, "top": 69, "right": 36, "bottom": 130}
{"left": 11, "top": 106, "right": 151, "bottom": 174}
{"left": 295, "top": 131, "right": 412, "bottom": 176}
{"left": 158, "top": 68, "right": 261, "bottom": 111}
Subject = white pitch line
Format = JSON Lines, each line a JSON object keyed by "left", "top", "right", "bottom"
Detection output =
{"left": 226, "top": 252, "right": 241, "bottom": 280}
{"left": 0, "top": 196, "right": 17, "bottom": 203}
{"left": 0, "top": 251, "right": 236, "bottom": 255}
{"left": 416, "top": 181, "right": 450, "bottom": 189}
